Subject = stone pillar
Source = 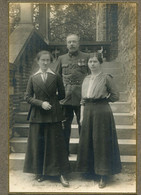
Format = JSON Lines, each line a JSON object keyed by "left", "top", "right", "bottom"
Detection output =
{"left": 96, "top": 4, "right": 106, "bottom": 41}
{"left": 39, "top": 4, "right": 49, "bottom": 43}
{"left": 20, "top": 3, "right": 32, "bottom": 24}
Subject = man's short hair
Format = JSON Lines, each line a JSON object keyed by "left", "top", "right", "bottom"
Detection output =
{"left": 66, "top": 34, "right": 80, "bottom": 42}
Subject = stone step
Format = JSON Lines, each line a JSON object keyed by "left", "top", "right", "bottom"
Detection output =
{"left": 113, "top": 75, "right": 127, "bottom": 89}
{"left": 69, "top": 138, "right": 136, "bottom": 155}
{"left": 70, "top": 124, "right": 136, "bottom": 139}
{"left": 20, "top": 101, "right": 131, "bottom": 113}
{"left": 13, "top": 124, "right": 136, "bottom": 139}
{"left": 102, "top": 61, "right": 121, "bottom": 68}
{"left": 72, "top": 113, "right": 134, "bottom": 125}
{"left": 102, "top": 67, "right": 122, "bottom": 75}
{"left": 110, "top": 102, "right": 130, "bottom": 113}
{"left": 9, "top": 153, "right": 136, "bottom": 171}
{"left": 15, "top": 112, "right": 134, "bottom": 125}
{"left": 10, "top": 137, "right": 136, "bottom": 156}
{"left": 119, "top": 91, "right": 128, "bottom": 102}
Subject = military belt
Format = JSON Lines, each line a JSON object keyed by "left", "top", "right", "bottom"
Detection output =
{"left": 63, "top": 78, "right": 81, "bottom": 85}
{"left": 62, "top": 74, "right": 83, "bottom": 85}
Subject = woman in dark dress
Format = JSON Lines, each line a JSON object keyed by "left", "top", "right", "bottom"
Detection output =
{"left": 76, "top": 52, "right": 121, "bottom": 188}
{"left": 23, "top": 50, "right": 70, "bottom": 187}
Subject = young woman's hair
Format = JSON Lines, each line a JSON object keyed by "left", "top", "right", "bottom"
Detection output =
{"left": 36, "top": 50, "right": 54, "bottom": 62}
{"left": 89, "top": 52, "right": 103, "bottom": 64}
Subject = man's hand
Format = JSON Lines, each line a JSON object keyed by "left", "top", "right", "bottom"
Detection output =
{"left": 42, "top": 101, "right": 52, "bottom": 110}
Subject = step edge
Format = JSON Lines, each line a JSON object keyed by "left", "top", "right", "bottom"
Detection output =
{"left": 13, "top": 124, "right": 136, "bottom": 129}
{"left": 10, "top": 137, "right": 136, "bottom": 145}
{"left": 16, "top": 112, "right": 134, "bottom": 116}
{"left": 71, "top": 124, "right": 136, "bottom": 129}
{"left": 9, "top": 153, "right": 136, "bottom": 163}
{"left": 21, "top": 101, "right": 131, "bottom": 105}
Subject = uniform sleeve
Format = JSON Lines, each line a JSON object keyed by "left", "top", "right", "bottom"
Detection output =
{"left": 80, "top": 78, "right": 86, "bottom": 105}
{"left": 56, "top": 74, "right": 65, "bottom": 100}
{"left": 55, "top": 56, "right": 62, "bottom": 76}
{"left": 25, "top": 76, "right": 43, "bottom": 107}
{"left": 106, "top": 74, "right": 120, "bottom": 102}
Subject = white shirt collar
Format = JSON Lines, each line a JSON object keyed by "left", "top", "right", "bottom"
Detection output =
{"left": 34, "top": 68, "right": 56, "bottom": 75}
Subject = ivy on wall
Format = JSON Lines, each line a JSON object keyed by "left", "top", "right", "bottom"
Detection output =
{"left": 9, "top": 3, "right": 21, "bottom": 34}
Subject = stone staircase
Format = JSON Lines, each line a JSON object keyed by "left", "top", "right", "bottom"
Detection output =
{"left": 9, "top": 60, "right": 136, "bottom": 171}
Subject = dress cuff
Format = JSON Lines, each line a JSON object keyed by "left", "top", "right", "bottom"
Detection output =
{"left": 80, "top": 99, "right": 85, "bottom": 106}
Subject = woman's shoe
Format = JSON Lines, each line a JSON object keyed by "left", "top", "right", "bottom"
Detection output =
{"left": 35, "top": 174, "right": 45, "bottom": 182}
{"left": 37, "top": 176, "right": 45, "bottom": 182}
{"left": 60, "top": 175, "right": 69, "bottom": 187}
{"left": 98, "top": 176, "right": 106, "bottom": 188}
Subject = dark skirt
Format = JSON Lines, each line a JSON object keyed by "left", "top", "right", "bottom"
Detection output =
{"left": 76, "top": 101, "right": 122, "bottom": 175}
{"left": 23, "top": 122, "right": 70, "bottom": 176}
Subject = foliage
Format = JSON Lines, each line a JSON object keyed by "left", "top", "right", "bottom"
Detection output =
{"left": 49, "top": 4, "right": 97, "bottom": 42}
{"left": 33, "top": 4, "right": 39, "bottom": 30}
{"left": 9, "top": 3, "right": 21, "bottom": 34}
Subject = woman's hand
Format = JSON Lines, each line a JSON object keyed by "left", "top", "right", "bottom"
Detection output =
{"left": 42, "top": 101, "right": 52, "bottom": 110}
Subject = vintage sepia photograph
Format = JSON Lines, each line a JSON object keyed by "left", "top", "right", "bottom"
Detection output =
{"left": 8, "top": 2, "right": 137, "bottom": 193}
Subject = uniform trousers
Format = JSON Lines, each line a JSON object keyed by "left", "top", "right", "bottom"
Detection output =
{"left": 62, "top": 105, "right": 81, "bottom": 155}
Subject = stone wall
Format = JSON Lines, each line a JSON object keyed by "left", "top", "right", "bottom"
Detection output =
{"left": 117, "top": 3, "right": 136, "bottom": 121}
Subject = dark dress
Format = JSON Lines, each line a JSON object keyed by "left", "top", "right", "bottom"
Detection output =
{"left": 23, "top": 68, "right": 70, "bottom": 176}
{"left": 76, "top": 72, "right": 122, "bottom": 175}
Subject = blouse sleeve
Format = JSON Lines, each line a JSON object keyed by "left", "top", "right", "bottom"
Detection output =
{"left": 106, "top": 74, "right": 120, "bottom": 102}
{"left": 80, "top": 78, "right": 87, "bottom": 106}
{"left": 80, "top": 99, "right": 86, "bottom": 106}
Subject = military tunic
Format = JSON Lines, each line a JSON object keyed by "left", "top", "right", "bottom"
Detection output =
{"left": 55, "top": 51, "right": 90, "bottom": 154}
{"left": 56, "top": 51, "right": 90, "bottom": 106}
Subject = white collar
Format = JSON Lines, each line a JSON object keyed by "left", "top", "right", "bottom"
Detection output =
{"left": 34, "top": 68, "right": 56, "bottom": 76}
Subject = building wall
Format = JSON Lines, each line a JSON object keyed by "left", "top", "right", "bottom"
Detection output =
{"left": 106, "top": 4, "right": 118, "bottom": 61}
{"left": 117, "top": 3, "right": 136, "bottom": 121}
{"left": 9, "top": 29, "right": 49, "bottom": 138}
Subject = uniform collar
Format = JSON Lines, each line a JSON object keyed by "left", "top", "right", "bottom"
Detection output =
{"left": 68, "top": 50, "right": 79, "bottom": 57}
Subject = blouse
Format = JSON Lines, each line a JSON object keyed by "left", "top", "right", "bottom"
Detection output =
{"left": 81, "top": 72, "right": 119, "bottom": 105}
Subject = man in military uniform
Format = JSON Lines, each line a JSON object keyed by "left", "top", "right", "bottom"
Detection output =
{"left": 56, "top": 34, "right": 89, "bottom": 155}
